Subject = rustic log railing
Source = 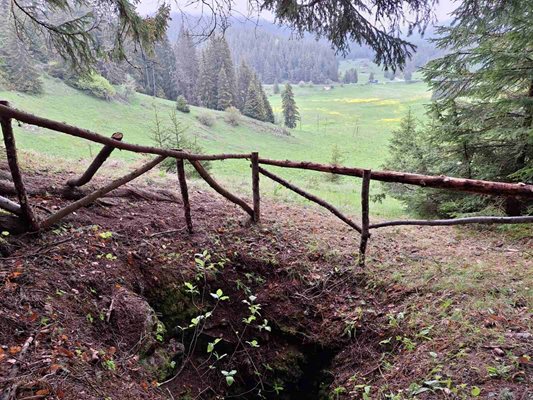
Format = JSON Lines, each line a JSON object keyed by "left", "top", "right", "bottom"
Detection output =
{"left": 0, "top": 102, "right": 532, "bottom": 265}
{"left": 67, "top": 131, "right": 123, "bottom": 187}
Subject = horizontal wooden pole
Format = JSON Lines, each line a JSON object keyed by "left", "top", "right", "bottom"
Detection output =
{"left": 370, "top": 215, "right": 533, "bottom": 229}
{"left": 67, "top": 132, "right": 123, "bottom": 187}
{"left": 2, "top": 103, "right": 532, "bottom": 200}
{"left": 257, "top": 158, "right": 533, "bottom": 198}
{"left": 41, "top": 156, "right": 166, "bottom": 229}
{"left": 258, "top": 166, "right": 362, "bottom": 233}
{"left": 0, "top": 104, "right": 248, "bottom": 162}
{"left": 190, "top": 160, "right": 254, "bottom": 218}
{"left": 0, "top": 195, "right": 21, "bottom": 215}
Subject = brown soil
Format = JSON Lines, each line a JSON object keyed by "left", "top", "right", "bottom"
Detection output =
{"left": 0, "top": 167, "right": 531, "bottom": 400}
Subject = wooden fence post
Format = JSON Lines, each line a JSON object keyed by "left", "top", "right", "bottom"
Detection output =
{"left": 0, "top": 101, "right": 39, "bottom": 231}
{"left": 251, "top": 152, "right": 260, "bottom": 223}
{"left": 359, "top": 169, "right": 371, "bottom": 266}
{"left": 67, "top": 132, "right": 123, "bottom": 187}
{"left": 190, "top": 160, "right": 254, "bottom": 218}
{"left": 176, "top": 158, "right": 193, "bottom": 233}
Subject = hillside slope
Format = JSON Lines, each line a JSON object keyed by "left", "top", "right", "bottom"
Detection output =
{"left": 0, "top": 77, "right": 295, "bottom": 161}
{"left": 0, "top": 161, "right": 531, "bottom": 400}
{"left": 0, "top": 77, "right": 432, "bottom": 217}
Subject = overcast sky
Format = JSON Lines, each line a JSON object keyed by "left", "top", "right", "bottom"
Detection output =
{"left": 136, "top": 0, "right": 458, "bottom": 24}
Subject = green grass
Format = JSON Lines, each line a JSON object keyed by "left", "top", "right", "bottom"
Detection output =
{"left": 0, "top": 72, "right": 432, "bottom": 218}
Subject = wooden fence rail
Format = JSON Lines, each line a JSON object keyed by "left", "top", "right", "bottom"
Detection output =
{"left": 1, "top": 102, "right": 532, "bottom": 265}
{"left": 257, "top": 158, "right": 533, "bottom": 198}
{"left": 258, "top": 166, "right": 362, "bottom": 233}
{"left": 67, "top": 132, "right": 123, "bottom": 187}
{"left": 0, "top": 103, "right": 248, "bottom": 162}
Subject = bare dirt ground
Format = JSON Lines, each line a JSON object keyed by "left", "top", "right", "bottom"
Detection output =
{"left": 0, "top": 159, "right": 531, "bottom": 400}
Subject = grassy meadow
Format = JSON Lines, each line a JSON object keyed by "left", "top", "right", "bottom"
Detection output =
{"left": 0, "top": 69, "right": 432, "bottom": 218}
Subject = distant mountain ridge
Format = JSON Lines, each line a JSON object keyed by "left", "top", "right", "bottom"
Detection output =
{"left": 168, "top": 13, "right": 443, "bottom": 78}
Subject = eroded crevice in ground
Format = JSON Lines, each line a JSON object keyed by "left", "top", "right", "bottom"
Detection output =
{"left": 142, "top": 253, "right": 358, "bottom": 399}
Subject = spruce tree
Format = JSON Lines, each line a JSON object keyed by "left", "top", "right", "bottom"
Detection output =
{"left": 343, "top": 70, "right": 349, "bottom": 84}
{"left": 420, "top": 1, "right": 532, "bottom": 215}
{"left": 281, "top": 83, "right": 299, "bottom": 128}
{"left": 328, "top": 144, "right": 345, "bottom": 182}
{"left": 217, "top": 68, "right": 233, "bottom": 110}
{"left": 217, "top": 36, "right": 236, "bottom": 105}
{"left": 273, "top": 80, "right": 280, "bottom": 94}
{"left": 236, "top": 61, "right": 253, "bottom": 110}
{"left": 0, "top": 21, "right": 43, "bottom": 94}
{"left": 381, "top": 109, "right": 434, "bottom": 215}
{"left": 260, "top": 83, "right": 275, "bottom": 123}
{"left": 174, "top": 29, "right": 199, "bottom": 104}
{"left": 382, "top": 109, "right": 427, "bottom": 174}
{"left": 385, "top": 2, "right": 533, "bottom": 217}
{"left": 243, "top": 78, "right": 266, "bottom": 121}
{"left": 196, "top": 36, "right": 236, "bottom": 110}
{"left": 154, "top": 36, "right": 178, "bottom": 100}
{"left": 343, "top": 69, "right": 353, "bottom": 84}
{"left": 196, "top": 48, "right": 217, "bottom": 109}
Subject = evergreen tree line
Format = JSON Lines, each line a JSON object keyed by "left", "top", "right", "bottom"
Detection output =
{"left": 193, "top": 34, "right": 275, "bottom": 123}
{"left": 83, "top": 30, "right": 274, "bottom": 122}
{"left": 0, "top": 11, "right": 276, "bottom": 125}
{"left": 225, "top": 27, "right": 339, "bottom": 84}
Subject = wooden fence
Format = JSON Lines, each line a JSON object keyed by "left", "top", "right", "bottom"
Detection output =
{"left": 1, "top": 101, "right": 532, "bottom": 265}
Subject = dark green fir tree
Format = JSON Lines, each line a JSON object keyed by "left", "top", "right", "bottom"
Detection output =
{"left": 236, "top": 60, "right": 253, "bottom": 110}
{"left": 261, "top": 85, "right": 275, "bottom": 123}
{"left": 281, "top": 83, "right": 299, "bottom": 128}
{"left": 243, "top": 78, "right": 266, "bottom": 121}
{"left": 217, "top": 68, "right": 233, "bottom": 110}
{"left": 273, "top": 79, "right": 280, "bottom": 94}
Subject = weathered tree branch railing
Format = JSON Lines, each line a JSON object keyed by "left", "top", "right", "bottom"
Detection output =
{"left": 66, "top": 131, "right": 123, "bottom": 187}
{"left": 258, "top": 166, "right": 362, "bottom": 233}
{"left": 0, "top": 103, "right": 248, "bottom": 162}
{"left": 256, "top": 158, "right": 533, "bottom": 198}
{"left": 1, "top": 101, "right": 532, "bottom": 265}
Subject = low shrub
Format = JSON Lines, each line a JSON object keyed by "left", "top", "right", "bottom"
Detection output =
{"left": 272, "top": 125, "right": 291, "bottom": 136}
{"left": 115, "top": 75, "right": 137, "bottom": 103}
{"left": 224, "top": 106, "right": 241, "bottom": 126}
{"left": 74, "top": 72, "right": 116, "bottom": 100}
{"left": 197, "top": 113, "right": 215, "bottom": 127}
{"left": 176, "top": 95, "right": 190, "bottom": 113}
